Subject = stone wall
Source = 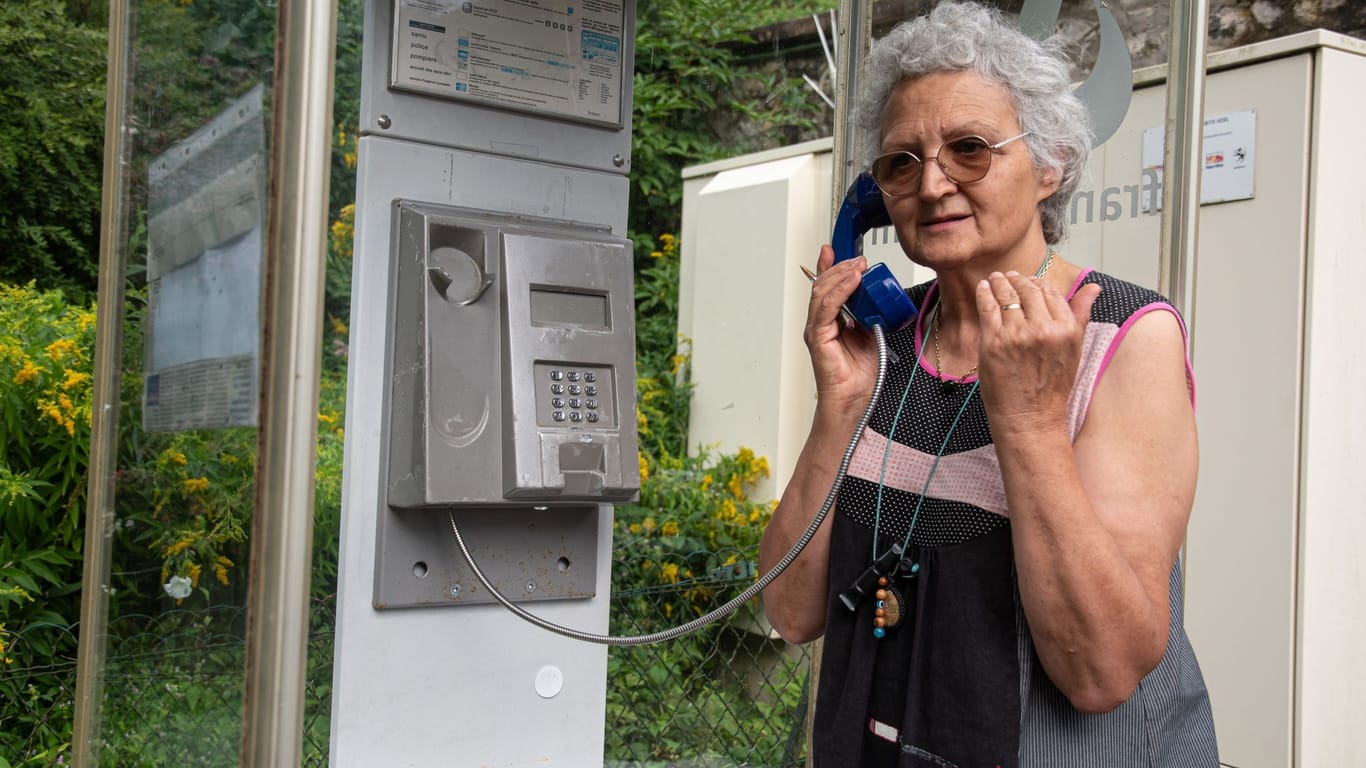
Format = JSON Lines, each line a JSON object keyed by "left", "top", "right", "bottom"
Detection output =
{"left": 719, "top": 0, "right": 1365, "bottom": 149}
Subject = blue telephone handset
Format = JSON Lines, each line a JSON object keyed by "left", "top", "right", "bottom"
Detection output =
{"left": 830, "top": 173, "right": 918, "bottom": 331}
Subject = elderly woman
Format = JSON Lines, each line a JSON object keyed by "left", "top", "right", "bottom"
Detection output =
{"left": 758, "top": 3, "right": 1218, "bottom": 766}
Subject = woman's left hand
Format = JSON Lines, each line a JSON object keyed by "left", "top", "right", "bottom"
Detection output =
{"left": 973, "top": 271, "right": 1102, "bottom": 435}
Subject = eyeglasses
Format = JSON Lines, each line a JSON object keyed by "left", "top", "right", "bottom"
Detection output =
{"left": 869, "top": 131, "right": 1031, "bottom": 197}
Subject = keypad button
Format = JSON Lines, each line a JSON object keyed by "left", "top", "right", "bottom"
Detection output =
{"left": 584, "top": 385, "right": 597, "bottom": 397}
{"left": 551, "top": 398, "right": 565, "bottom": 408}
{"left": 585, "top": 399, "right": 598, "bottom": 410}
{"left": 584, "top": 372, "right": 597, "bottom": 383}
{"left": 569, "top": 412, "right": 583, "bottom": 423}
{"left": 567, "top": 371, "right": 581, "bottom": 382}
{"left": 552, "top": 411, "right": 566, "bottom": 422}
{"left": 550, "top": 370, "right": 564, "bottom": 381}
{"left": 586, "top": 412, "right": 599, "bottom": 423}
{"left": 550, "top": 384, "right": 564, "bottom": 395}
{"left": 568, "top": 398, "right": 581, "bottom": 409}
{"left": 567, "top": 384, "right": 581, "bottom": 395}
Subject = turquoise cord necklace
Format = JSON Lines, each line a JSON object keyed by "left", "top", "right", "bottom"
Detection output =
{"left": 864, "top": 248, "right": 1053, "bottom": 638}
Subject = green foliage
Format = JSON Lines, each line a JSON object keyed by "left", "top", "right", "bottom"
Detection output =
{"left": 629, "top": 0, "right": 826, "bottom": 258}
{"left": 0, "top": 284, "right": 96, "bottom": 634}
{"left": 606, "top": 227, "right": 811, "bottom": 764}
{"left": 0, "top": 1, "right": 108, "bottom": 303}
{"left": 0, "top": 283, "right": 94, "bottom": 763}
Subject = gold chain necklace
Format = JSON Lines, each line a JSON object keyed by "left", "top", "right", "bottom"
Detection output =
{"left": 932, "top": 247, "right": 1054, "bottom": 392}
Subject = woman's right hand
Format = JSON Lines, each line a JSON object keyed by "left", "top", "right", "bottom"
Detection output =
{"left": 804, "top": 246, "right": 880, "bottom": 414}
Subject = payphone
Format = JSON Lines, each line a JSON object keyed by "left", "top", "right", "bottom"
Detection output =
{"left": 385, "top": 201, "right": 639, "bottom": 507}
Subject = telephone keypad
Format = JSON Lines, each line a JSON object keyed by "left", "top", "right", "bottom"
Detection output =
{"left": 536, "top": 363, "right": 613, "bottom": 428}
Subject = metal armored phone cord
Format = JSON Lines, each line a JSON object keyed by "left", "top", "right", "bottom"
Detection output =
{"left": 447, "top": 323, "right": 893, "bottom": 646}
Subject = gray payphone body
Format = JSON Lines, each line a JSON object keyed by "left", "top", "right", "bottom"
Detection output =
{"left": 386, "top": 200, "right": 638, "bottom": 507}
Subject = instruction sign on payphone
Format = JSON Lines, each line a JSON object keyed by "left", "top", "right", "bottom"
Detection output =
{"left": 386, "top": 200, "right": 639, "bottom": 507}
{"left": 390, "top": 0, "right": 625, "bottom": 127}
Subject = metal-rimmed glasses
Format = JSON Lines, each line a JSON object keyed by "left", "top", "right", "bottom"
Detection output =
{"left": 869, "top": 131, "right": 1031, "bottom": 197}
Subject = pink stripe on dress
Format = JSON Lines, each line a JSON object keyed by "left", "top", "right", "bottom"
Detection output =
{"left": 847, "top": 427, "right": 1010, "bottom": 517}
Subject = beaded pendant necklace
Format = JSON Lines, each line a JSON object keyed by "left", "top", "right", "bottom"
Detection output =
{"left": 855, "top": 247, "right": 1054, "bottom": 639}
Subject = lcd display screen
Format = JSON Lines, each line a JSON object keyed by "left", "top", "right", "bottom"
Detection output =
{"left": 530, "top": 288, "right": 610, "bottom": 331}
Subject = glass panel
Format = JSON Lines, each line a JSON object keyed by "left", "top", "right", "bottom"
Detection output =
{"left": 83, "top": 0, "right": 275, "bottom": 763}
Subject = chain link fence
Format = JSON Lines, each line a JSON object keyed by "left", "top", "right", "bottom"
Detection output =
{"left": 1, "top": 558, "right": 809, "bottom": 766}
{"left": 605, "top": 549, "right": 812, "bottom": 767}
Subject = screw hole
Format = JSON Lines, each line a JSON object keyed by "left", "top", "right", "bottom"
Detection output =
{"left": 412, "top": 561, "right": 428, "bottom": 578}
{"left": 556, "top": 558, "right": 570, "bottom": 573}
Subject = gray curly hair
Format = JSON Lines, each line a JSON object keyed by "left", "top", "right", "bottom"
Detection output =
{"left": 857, "top": 1, "right": 1093, "bottom": 244}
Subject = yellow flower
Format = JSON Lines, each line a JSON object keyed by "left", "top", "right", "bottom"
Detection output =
{"left": 164, "top": 534, "right": 197, "bottom": 557}
{"left": 77, "top": 309, "right": 97, "bottom": 332}
{"left": 182, "top": 476, "right": 210, "bottom": 494}
{"left": 329, "top": 315, "right": 348, "bottom": 336}
{"left": 660, "top": 521, "right": 679, "bottom": 537}
{"left": 718, "top": 498, "right": 737, "bottom": 522}
{"left": 187, "top": 562, "right": 202, "bottom": 589}
{"left": 344, "top": 151, "right": 357, "bottom": 169}
{"left": 751, "top": 455, "right": 771, "bottom": 479}
{"left": 669, "top": 354, "right": 686, "bottom": 376}
{"left": 45, "top": 339, "right": 77, "bottom": 360}
{"left": 700, "top": 474, "right": 713, "bottom": 492}
{"left": 63, "top": 368, "right": 90, "bottom": 390}
{"left": 641, "top": 517, "right": 656, "bottom": 533}
{"left": 727, "top": 474, "right": 746, "bottom": 500}
{"left": 638, "top": 454, "right": 649, "bottom": 482}
{"left": 12, "top": 360, "right": 40, "bottom": 385}
{"left": 628, "top": 523, "right": 641, "bottom": 534}
{"left": 167, "top": 450, "right": 188, "bottom": 466}
{"left": 658, "top": 233, "right": 676, "bottom": 253}
{"left": 318, "top": 412, "right": 337, "bottom": 425}
{"left": 636, "top": 408, "right": 649, "bottom": 435}
{"left": 659, "top": 562, "right": 680, "bottom": 584}
{"left": 215, "top": 563, "right": 230, "bottom": 585}
{"left": 650, "top": 250, "right": 663, "bottom": 259}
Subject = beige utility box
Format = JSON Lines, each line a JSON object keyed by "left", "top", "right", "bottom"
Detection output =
{"left": 679, "top": 30, "right": 1366, "bottom": 768}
